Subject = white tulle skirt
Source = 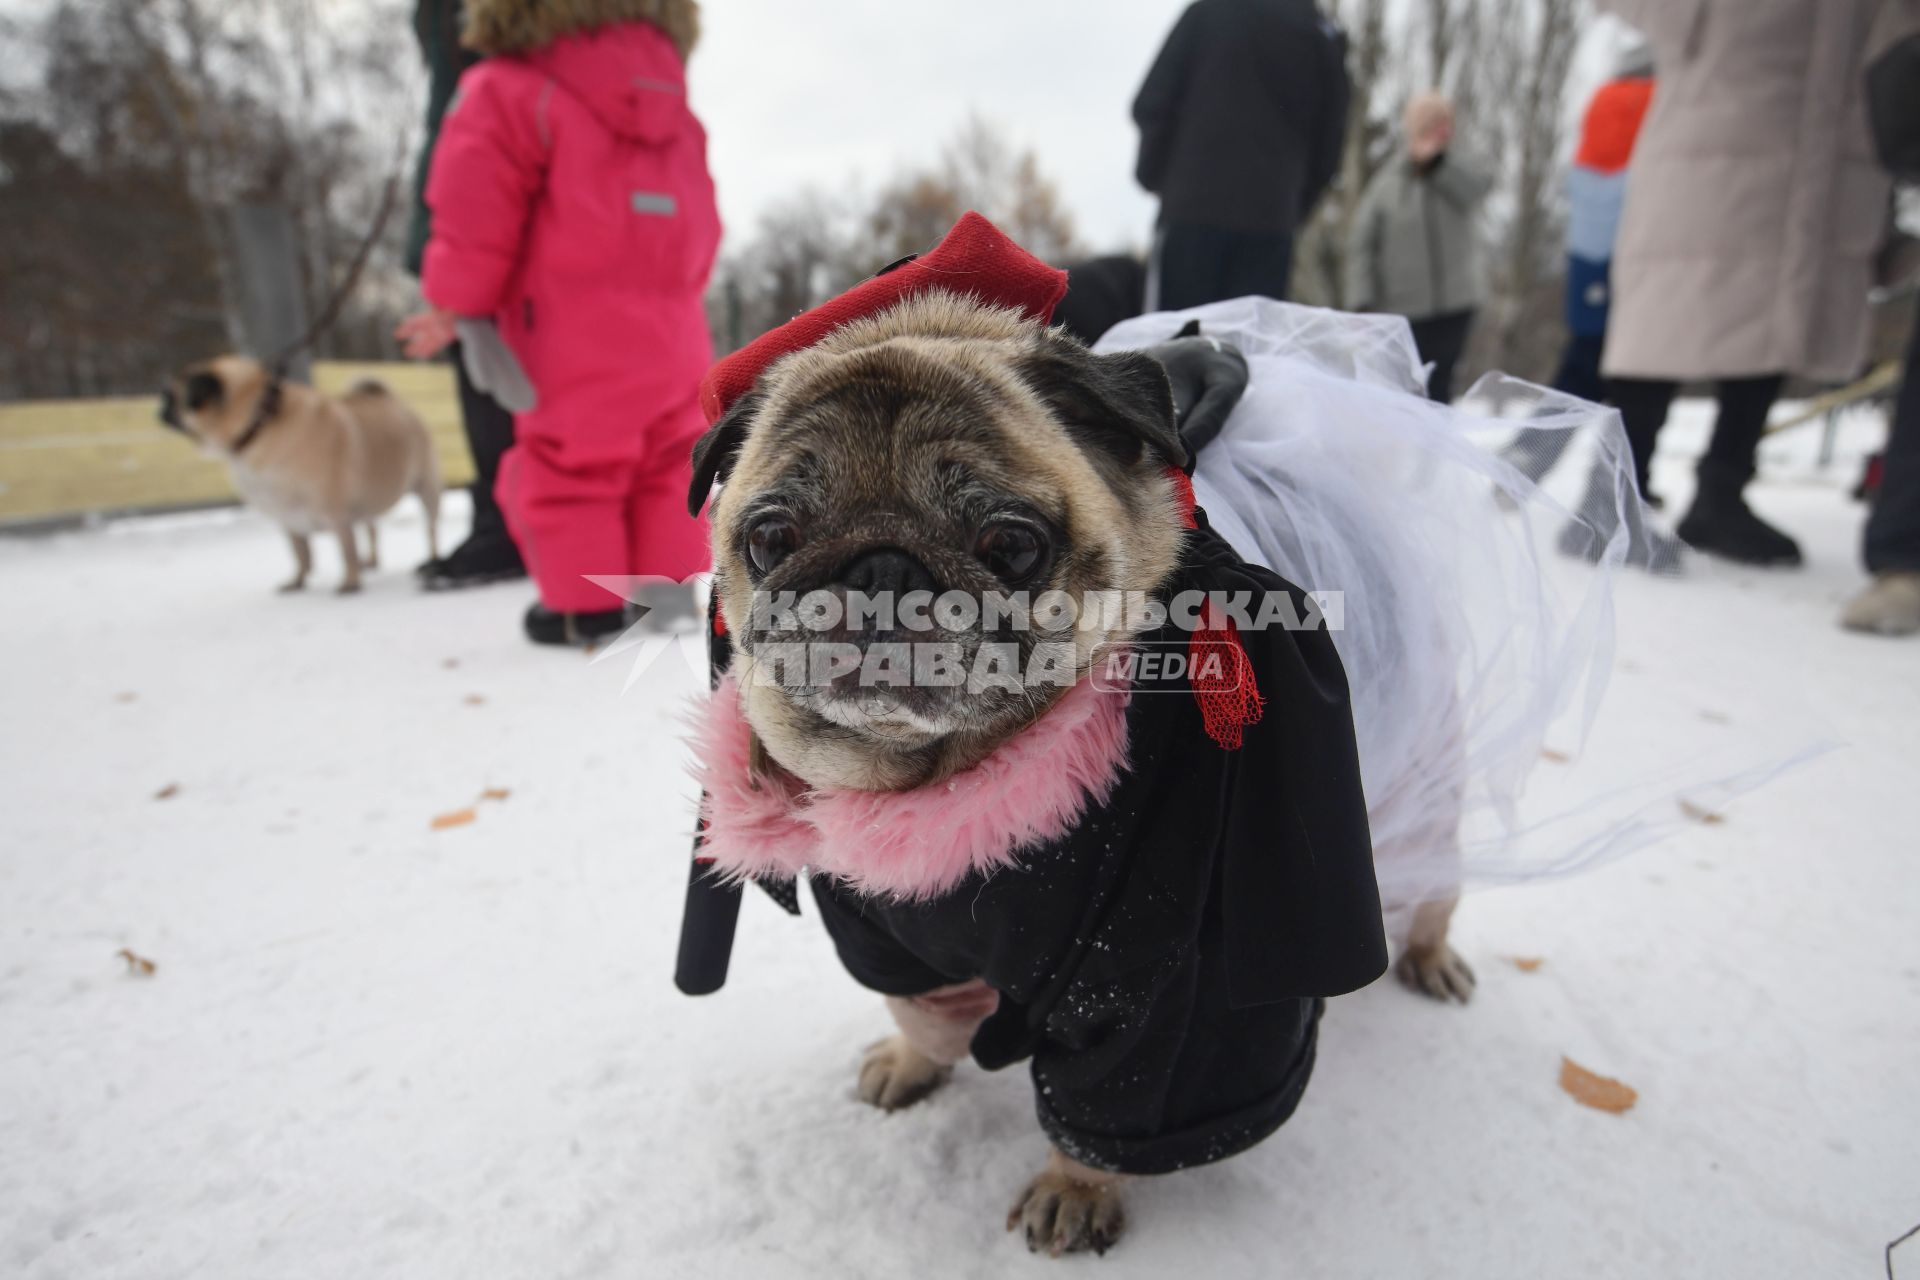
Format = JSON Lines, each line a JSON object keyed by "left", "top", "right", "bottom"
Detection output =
{"left": 1097, "top": 299, "right": 1801, "bottom": 937}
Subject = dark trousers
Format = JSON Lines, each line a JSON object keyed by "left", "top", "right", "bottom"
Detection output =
{"left": 1553, "top": 331, "right": 1608, "bottom": 403}
{"left": 1865, "top": 296, "right": 1920, "bottom": 574}
{"left": 449, "top": 340, "right": 516, "bottom": 544}
{"left": 1608, "top": 373, "right": 1784, "bottom": 500}
{"left": 1408, "top": 309, "right": 1476, "bottom": 404}
{"left": 1153, "top": 221, "right": 1294, "bottom": 310}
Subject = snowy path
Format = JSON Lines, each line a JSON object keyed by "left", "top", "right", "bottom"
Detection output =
{"left": 3, "top": 407, "right": 1917, "bottom": 1280}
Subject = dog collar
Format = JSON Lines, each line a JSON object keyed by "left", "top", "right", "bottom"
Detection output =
{"left": 230, "top": 378, "right": 286, "bottom": 456}
{"left": 689, "top": 673, "right": 1133, "bottom": 901}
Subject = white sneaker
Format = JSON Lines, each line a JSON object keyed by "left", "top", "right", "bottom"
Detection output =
{"left": 1840, "top": 572, "right": 1920, "bottom": 636}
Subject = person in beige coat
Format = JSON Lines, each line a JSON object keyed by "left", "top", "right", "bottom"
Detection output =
{"left": 1596, "top": 0, "right": 1918, "bottom": 566}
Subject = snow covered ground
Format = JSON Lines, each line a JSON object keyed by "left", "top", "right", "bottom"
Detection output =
{"left": 2, "top": 402, "right": 1917, "bottom": 1280}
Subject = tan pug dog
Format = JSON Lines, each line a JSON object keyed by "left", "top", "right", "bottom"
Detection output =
{"left": 693, "top": 289, "right": 1472, "bottom": 1255}
{"left": 694, "top": 291, "right": 1192, "bottom": 1254}
{"left": 160, "top": 356, "right": 441, "bottom": 593}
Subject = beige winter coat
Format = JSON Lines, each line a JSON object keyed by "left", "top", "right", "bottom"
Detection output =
{"left": 1597, "top": 0, "right": 1919, "bottom": 382}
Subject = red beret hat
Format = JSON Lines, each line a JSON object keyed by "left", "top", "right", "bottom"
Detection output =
{"left": 698, "top": 211, "right": 1069, "bottom": 424}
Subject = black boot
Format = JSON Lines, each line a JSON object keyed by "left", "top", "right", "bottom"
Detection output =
{"left": 1676, "top": 464, "right": 1802, "bottom": 567}
{"left": 524, "top": 602, "right": 627, "bottom": 647}
{"left": 418, "top": 532, "right": 526, "bottom": 590}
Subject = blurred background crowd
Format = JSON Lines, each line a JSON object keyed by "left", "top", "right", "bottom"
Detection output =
{"left": 0, "top": 0, "right": 1620, "bottom": 398}
{"left": 0, "top": 0, "right": 1916, "bottom": 630}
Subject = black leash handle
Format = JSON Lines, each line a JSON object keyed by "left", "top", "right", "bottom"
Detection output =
{"left": 674, "top": 856, "right": 743, "bottom": 995}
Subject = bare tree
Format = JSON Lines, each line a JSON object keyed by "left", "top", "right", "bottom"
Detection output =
{"left": 107, "top": 0, "right": 250, "bottom": 346}
{"left": 865, "top": 116, "right": 1082, "bottom": 268}
{"left": 712, "top": 117, "right": 1083, "bottom": 354}
{"left": 1475, "top": 0, "right": 1584, "bottom": 381}
{"left": 1293, "top": 0, "right": 1390, "bottom": 308}
{"left": 713, "top": 190, "right": 865, "bottom": 350}
{"left": 3, "top": 0, "right": 421, "bottom": 396}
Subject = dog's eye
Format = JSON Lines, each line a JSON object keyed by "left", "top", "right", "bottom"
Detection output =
{"left": 975, "top": 522, "right": 1044, "bottom": 585}
{"left": 747, "top": 515, "right": 800, "bottom": 575}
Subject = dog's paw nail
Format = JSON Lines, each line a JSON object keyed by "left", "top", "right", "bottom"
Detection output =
{"left": 1010, "top": 1173, "right": 1123, "bottom": 1257}
{"left": 856, "top": 1036, "right": 948, "bottom": 1111}
{"left": 1395, "top": 945, "right": 1476, "bottom": 1004}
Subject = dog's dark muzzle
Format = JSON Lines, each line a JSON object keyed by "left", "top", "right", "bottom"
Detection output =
{"left": 837, "top": 546, "right": 939, "bottom": 603}
{"left": 814, "top": 546, "right": 944, "bottom": 653}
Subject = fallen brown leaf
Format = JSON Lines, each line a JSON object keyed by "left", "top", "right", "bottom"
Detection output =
{"left": 431, "top": 807, "right": 477, "bottom": 831}
{"left": 464, "top": 694, "right": 487, "bottom": 706}
{"left": 1678, "top": 799, "right": 1726, "bottom": 826}
{"left": 1559, "top": 1056, "right": 1636, "bottom": 1113}
{"left": 480, "top": 787, "right": 511, "bottom": 802}
{"left": 441, "top": 658, "right": 460, "bottom": 670}
{"left": 116, "top": 948, "right": 157, "bottom": 976}
{"left": 1508, "top": 956, "right": 1545, "bottom": 973}
{"left": 114, "top": 691, "right": 139, "bottom": 704}
{"left": 1699, "top": 710, "right": 1731, "bottom": 725}
{"left": 153, "top": 783, "right": 180, "bottom": 801}
{"left": 1540, "top": 748, "right": 1571, "bottom": 764}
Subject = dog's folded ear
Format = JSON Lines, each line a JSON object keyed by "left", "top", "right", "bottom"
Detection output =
{"left": 687, "top": 390, "right": 765, "bottom": 517}
{"left": 1018, "top": 337, "right": 1188, "bottom": 471}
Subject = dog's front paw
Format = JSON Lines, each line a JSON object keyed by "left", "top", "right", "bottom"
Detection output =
{"left": 1395, "top": 943, "right": 1476, "bottom": 1003}
{"left": 1007, "top": 1168, "right": 1126, "bottom": 1257}
{"left": 856, "top": 1035, "right": 950, "bottom": 1111}
{"left": 336, "top": 580, "right": 362, "bottom": 596}
{"left": 277, "top": 579, "right": 306, "bottom": 594}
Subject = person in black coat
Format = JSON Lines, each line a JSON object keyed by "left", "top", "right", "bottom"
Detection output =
{"left": 406, "top": 0, "right": 526, "bottom": 590}
{"left": 1132, "top": 0, "right": 1350, "bottom": 309}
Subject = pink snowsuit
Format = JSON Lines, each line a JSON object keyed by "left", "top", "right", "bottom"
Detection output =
{"left": 423, "top": 20, "right": 720, "bottom": 612}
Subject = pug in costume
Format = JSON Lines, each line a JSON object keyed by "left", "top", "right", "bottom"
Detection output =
{"left": 675, "top": 214, "right": 1388, "bottom": 1256}
{"left": 160, "top": 356, "right": 443, "bottom": 594}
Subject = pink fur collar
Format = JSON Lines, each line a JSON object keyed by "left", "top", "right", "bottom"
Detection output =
{"left": 690, "top": 675, "right": 1132, "bottom": 900}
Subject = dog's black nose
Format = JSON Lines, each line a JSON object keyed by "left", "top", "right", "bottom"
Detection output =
{"left": 838, "top": 547, "right": 939, "bottom": 599}
{"left": 157, "top": 387, "right": 184, "bottom": 430}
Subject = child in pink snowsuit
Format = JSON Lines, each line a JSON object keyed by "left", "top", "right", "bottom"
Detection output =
{"left": 403, "top": 0, "right": 719, "bottom": 643}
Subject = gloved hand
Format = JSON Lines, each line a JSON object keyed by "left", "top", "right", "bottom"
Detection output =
{"left": 1142, "top": 323, "right": 1248, "bottom": 458}
{"left": 455, "top": 317, "right": 538, "bottom": 413}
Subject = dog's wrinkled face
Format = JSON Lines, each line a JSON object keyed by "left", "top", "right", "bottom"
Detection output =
{"left": 158, "top": 356, "right": 275, "bottom": 455}
{"left": 694, "top": 292, "right": 1187, "bottom": 791}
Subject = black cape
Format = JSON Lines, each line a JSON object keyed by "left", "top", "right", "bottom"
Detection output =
{"left": 675, "top": 513, "right": 1386, "bottom": 1175}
